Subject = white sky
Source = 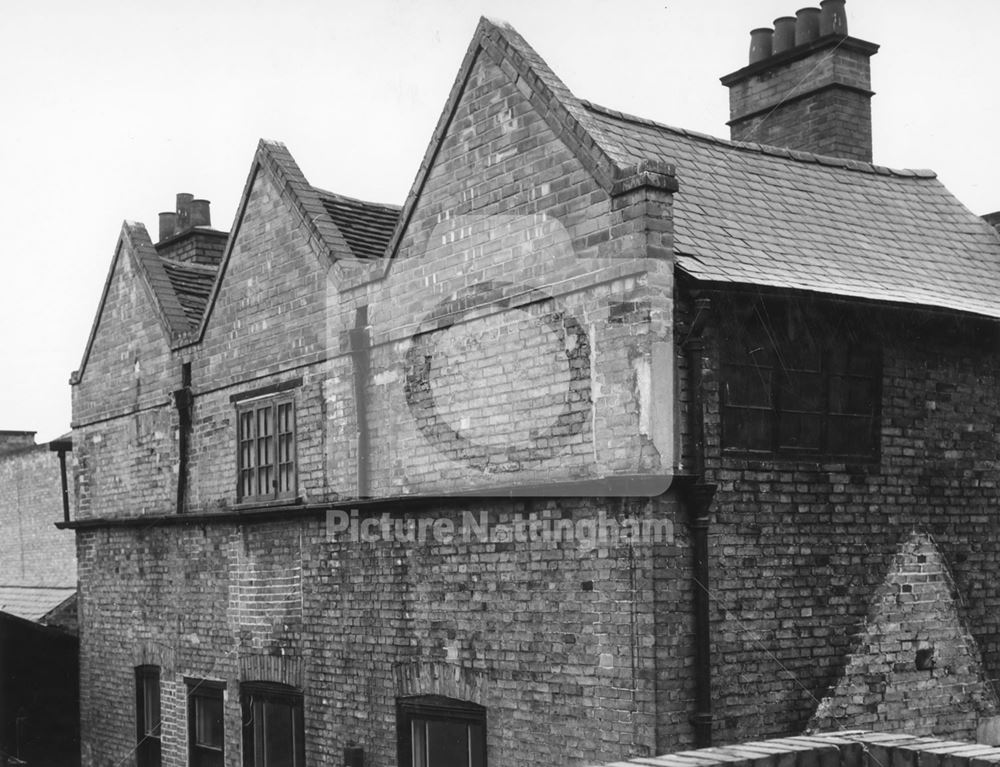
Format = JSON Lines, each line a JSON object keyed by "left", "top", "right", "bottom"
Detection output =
{"left": 1, "top": 0, "right": 996, "bottom": 442}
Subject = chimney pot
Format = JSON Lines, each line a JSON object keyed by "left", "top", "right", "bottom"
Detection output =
{"left": 773, "top": 17, "right": 796, "bottom": 54}
{"left": 749, "top": 28, "right": 774, "bottom": 64}
{"left": 159, "top": 212, "right": 178, "bottom": 242}
{"left": 176, "top": 193, "right": 194, "bottom": 232}
{"left": 795, "top": 8, "right": 822, "bottom": 46}
{"left": 820, "top": 0, "right": 848, "bottom": 36}
{"left": 189, "top": 199, "right": 211, "bottom": 228}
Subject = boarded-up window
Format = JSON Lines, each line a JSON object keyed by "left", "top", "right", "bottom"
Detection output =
{"left": 720, "top": 299, "right": 879, "bottom": 459}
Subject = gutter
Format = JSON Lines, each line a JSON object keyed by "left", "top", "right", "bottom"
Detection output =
{"left": 54, "top": 473, "right": 679, "bottom": 530}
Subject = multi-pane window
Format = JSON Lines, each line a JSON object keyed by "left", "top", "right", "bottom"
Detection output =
{"left": 720, "top": 299, "right": 879, "bottom": 459}
{"left": 241, "top": 683, "right": 305, "bottom": 767}
{"left": 397, "top": 696, "right": 486, "bottom": 767}
{"left": 135, "top": 666, "right": 161, "bottom": 767}
{"left": 237, "top": 395, "right": 296, "bottom": 501}
{"left": 188, "top": 680, "right": 225, "bottom": 767}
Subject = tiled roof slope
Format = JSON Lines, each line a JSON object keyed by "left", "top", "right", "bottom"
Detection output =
{"left": 316, "top": 190, "right": 399, "bottom": 260}
{"left": 160, "top": 257, "right": 218, "bottom": 325}
{"left": 583, "top": 101, "right": 1000, "bottom": 319}
{"left": 0, "top": 585, "right": 76, "bottom": 623}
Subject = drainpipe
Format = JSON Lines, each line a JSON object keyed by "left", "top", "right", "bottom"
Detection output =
{"left": 48, "top": 437, "right": 73, "bottom": 525}
{"left": 681, "top": 297, "right": 716, "bottom": 748}
{"left": 349, "top": 307, "right": 371, "bottom": 499}
{"left": 174, "top": 363, "right": 193, "bottom": 514}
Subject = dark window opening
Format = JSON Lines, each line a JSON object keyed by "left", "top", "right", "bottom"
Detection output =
{"left": 241, "top": 682, "right": 305, "bottom": 767}
{"left": 135, "top": 666, "right": 162, "bottom": 767}
{"left": 720, "top": 298, "right": 880, "bottom": 459}
{"left": 188, "top": 680, "right": 225, "bottom": 767}
{"left": 397, "top": 695, "right": 486, "bottom": 767}
{"left": 237, "top": 395, "right": 297, "bottom": 502}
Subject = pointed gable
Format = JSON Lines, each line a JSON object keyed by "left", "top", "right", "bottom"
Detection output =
{"left": 808, "top": 531, "right": 999, "bottom": 737}
{"left": 377, "top": 17, "right": 669, "bottom": 278}
{"left": 73, "top": 222, "right": 189, "bottom": 386}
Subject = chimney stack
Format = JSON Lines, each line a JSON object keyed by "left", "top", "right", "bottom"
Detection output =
{"left": 721, "top": 1, "right": 879, "bottom": 162}
{"left": 157, "top": 193, "right": 212, "bottom": 243}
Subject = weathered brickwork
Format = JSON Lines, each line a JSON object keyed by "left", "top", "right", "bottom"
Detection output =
{"left": 72, "top": 22, "right": 682, "bottom": 767}
{"left": 77, "top": 499, "right": 681, "bottom": 767}
{"left": 72, "top": 229, "right": 181, "bottom": 520}
{"left": 677, "top": 287, "right": 1000, "bottom": 744}
{"left": 809, "top": 531, "right": 997, "bottom": 736}
{"left": 726, "top": 41, "right": 874, "bottom": 161}
{"left": 71, "top": 14, "right": 1000, "bottom": 767}
{"left": 0, "top": 444, "right": 76, "bottom": 587}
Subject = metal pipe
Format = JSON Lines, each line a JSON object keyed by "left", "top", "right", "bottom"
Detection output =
{"left": 48, "top": 438, "right": 73, "bottom": 524}
{"left": 175, "top": 363, "right": 193, "bottom": 514}
{"left": 681, "top": 297, "right": 715, "bottom": 747}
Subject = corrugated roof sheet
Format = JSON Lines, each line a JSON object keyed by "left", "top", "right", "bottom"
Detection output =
{"left": 0, "top": 585, "right": 76, "bottom": 623}
{"left": 582, "top": 101, "right": 1000, "bottom": 319}
{"left": 317, "top": 190, "right": 400, "bottom": 260}
{"left": 160, "top": 258, "right": 218, "bottom": 326}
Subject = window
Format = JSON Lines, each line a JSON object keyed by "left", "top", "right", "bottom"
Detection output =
{"left": 720, "top": 298, "right": 879, "bottom": 459}
{"left": 135, "top": 666, "right": 161, "bottom": 767}
{"left": 237, "top": 395, "right": 296, "bottom": 502}
{"left": 241, "top": 683, "right": 305, "bottom": 767}
{"left": 187, "top": 680, "right": 225, "bottom": 767}
{"left": 397, "top": 696, "right": 486, "bottom": 767}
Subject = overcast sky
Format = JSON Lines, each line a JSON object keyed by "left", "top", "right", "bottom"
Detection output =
{"left": 2, "top": 0, "right": 996, "bottom": 442}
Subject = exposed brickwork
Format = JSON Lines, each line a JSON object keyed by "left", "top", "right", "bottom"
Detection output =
{"left": 809, "top": 532, "right": 997, "bottom": 736}
{"left": 155, "top": 228, "right": 228, "bottom": 266}
{"left": 72, "top": 22, "right": 681, "bottom": 767}
{"left": 725, "top": 40, "right": 875, "bottom": 161}
{"left": 676, "top": 286, "right": 1000, "bottom": 744}
{"left": 77, "top": 501, "right": 680, "bottom": 767}
{"left": 0, "top": 444, "right": 76, "bottom": 587}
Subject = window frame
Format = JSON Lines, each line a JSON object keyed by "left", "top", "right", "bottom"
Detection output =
{"left": 719, "top": 298, "right": 881, "bottom": 461}
{"left": 236, "top": 393, "right": 297, "bottom": 503}
{"left": 186, "top": 678, "right": 226, "bottom": 767}
{"left": 135, "top": 665, "right": 162, "bottom": 767}
{"left": 397, "top": 695, "right": 487, "bottom": 767}
{"left": 240, "top": 681, "right": 305, "bottom": 767}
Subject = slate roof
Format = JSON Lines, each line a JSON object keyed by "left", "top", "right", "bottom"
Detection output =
{"left": 160, "top": 257, "right": 219, "bottom": 325}
{"left": 0, "top": 585, "right": 76, "bottom": 623}
{"left": 580, "top": 100, "right": 1000, "bottom": 319}
{"left": 317, "top": 190, "right": 400, "bottom": 260}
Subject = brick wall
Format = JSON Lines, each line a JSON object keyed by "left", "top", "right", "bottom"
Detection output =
{"left": 72, "top": 232, "right": 181, "bottom": 520}
{"left": 73, "top": 26, "right": 683, "bottom": 767}
{"left": 0, "top": 444, "right": 75, "bottom": 587}
{"left": 681, "top": 287, "right": 1000, "bottom": 743}
{"left": 77, "top": 498, "right": 681, "bottom": 767}
{"left": 725, "top": 41, "right": 874, "bottom": 161}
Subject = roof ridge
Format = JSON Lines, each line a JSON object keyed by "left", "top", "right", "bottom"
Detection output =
{"left": 314, "top": 186, "right": 402, "bottom": 212}
{"left": 580, "top": 99, "right": 937, "bottom": 179}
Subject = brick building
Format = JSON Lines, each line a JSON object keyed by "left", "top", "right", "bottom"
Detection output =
{"left": 0, "top": 430, "right": 79, "bottom": 764}
{"left": 66, "top": 5, "right": 1000, "bottom": 767}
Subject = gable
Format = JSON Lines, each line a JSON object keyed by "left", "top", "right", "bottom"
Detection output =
{"left": 71, "top": 224, "right": 180, "bottom": 424}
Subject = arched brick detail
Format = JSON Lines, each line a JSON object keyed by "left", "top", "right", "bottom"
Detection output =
{"left": 133, "top": 639, "right": 175, "bottom": 675}
{"left": 393, "top": 661, "right": 490, "bottom": 707}
{"left": 239, "top": 654, "right": 305, "bottom": 689}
